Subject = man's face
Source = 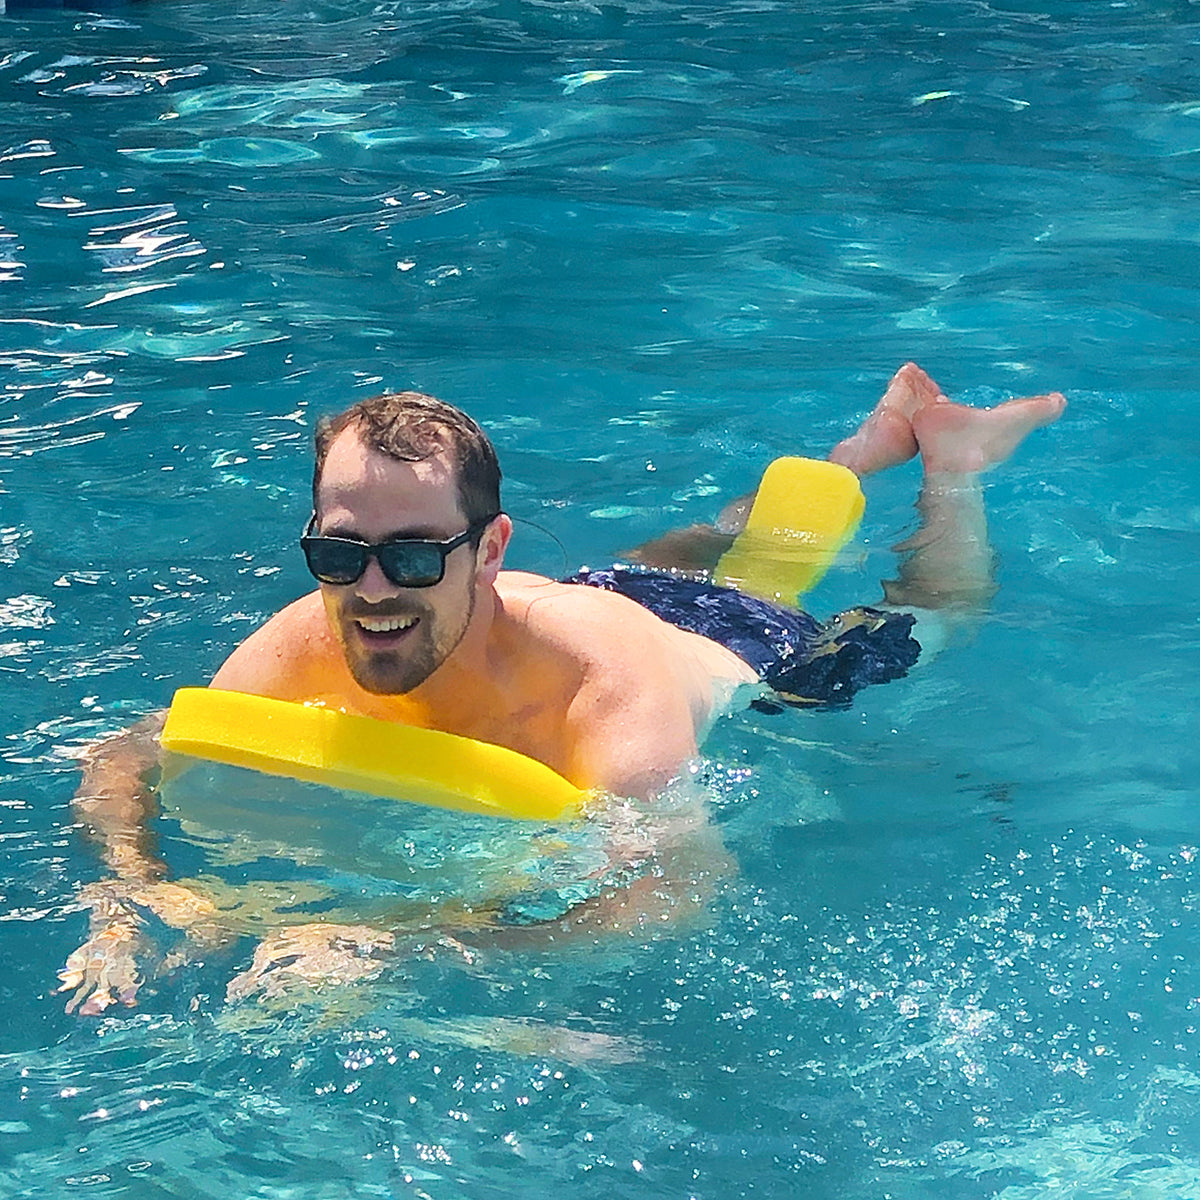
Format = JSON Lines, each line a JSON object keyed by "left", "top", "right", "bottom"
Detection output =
{"left": 313, "top": 426, "right": 483, "bottom": 695}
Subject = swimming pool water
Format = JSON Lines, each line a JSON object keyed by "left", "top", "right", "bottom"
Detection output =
{"left": 2, "top": 0, "right": 1200, "bottom": 1195}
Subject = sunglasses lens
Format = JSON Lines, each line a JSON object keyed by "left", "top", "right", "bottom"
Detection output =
{"left": 303, "top": 539, "right": 367, "bottom": 584}
{"left": 378, "top": 543, "right": 444, "bottom": 587}
{"left": 301, "top": 522, "right": 482, "bottom": 588}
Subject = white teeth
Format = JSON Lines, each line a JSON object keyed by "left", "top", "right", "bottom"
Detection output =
{"left": 357, "top": 616, "right": 416, "bottom": 634}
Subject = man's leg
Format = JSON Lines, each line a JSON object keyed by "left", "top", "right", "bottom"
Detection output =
{"left": 880, "top": 387, "right": 1066, "bottom": 610}
{"left": 700, "top": 363, "right": 945, "bottom": 542}
{"left": 827, "top": 361, "right": 943, "bottom": 477}
{"left": 627, "top": 365, "right": 1064, "bottom": 581}
{"left": 628, "top": 365, "right": 943, "bottom": 570}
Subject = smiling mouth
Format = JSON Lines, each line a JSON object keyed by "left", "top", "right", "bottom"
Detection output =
{"left": 355, "top": 615, "right": 418, "bottom": 637}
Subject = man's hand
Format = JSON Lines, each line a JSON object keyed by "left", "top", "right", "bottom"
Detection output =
{"left": 58, "top": 906, "right": 145, "bottom": 1016}
{"left": 58, "top": 880, "right": 219, "bottom": 1016}
{"left": 225, "top": 923, "right": 396, "bottom": 1004}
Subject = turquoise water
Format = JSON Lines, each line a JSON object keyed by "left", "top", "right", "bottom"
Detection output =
{"left": 2, "top": 0, "right": 1199, "bottom": 1195}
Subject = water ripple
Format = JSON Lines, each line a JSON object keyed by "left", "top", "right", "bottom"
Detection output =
{"left": 169, "top": 77, "right": 373, "bottom": 128}
{"left": 19, "top": 56, "right": 207, "bottom": 97}
{"left": 74, "top": 204, "right": 206, "bottom": 275}
{"left": 277, "top": 186, "right": 464, "bottom": 238}
{"left": 0, "top": 596, "right": 54, "bottom": 631}
{"left": 0, "top": 334, "right": 127, "bottom": 418}
{"left": 0, "top": 400, "right": 138, "bottom": 459}
{"left": 0, "top": 227, "right": 23, "bottom": 283}
{"left": 0, "top": 51, "right": 36, "bottom": 74}
{"left": 0, "top": 138, "right": 53, "bottom": 165}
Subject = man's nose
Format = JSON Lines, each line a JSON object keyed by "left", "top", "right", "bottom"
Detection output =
{"left": 354, "top": 553, "right": 397, "bottom": 602}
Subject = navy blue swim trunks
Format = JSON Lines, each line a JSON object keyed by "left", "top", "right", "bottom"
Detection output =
{"left": 565, "top": 566, "right": 920, "bottom": 708}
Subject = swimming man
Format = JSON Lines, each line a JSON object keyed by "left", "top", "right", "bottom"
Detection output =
{"left": 60, "top": 363, "right": 1065, "bottom": 1013}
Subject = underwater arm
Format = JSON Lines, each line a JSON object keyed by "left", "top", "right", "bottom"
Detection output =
{"left": 72, "top": 712, "right": 168, "bottom": 883}
{"left": 61, "top": 714, "right": 220, "bottom": 1015}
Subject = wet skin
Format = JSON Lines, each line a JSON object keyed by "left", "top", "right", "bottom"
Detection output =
{"left": 313, "top": 434, "right": 486, "bottom": 697}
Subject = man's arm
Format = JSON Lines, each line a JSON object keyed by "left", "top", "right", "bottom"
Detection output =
{"left": 60, "top": 714, "right": 221, "bottom": 1015}
{"left": 71, "top": 711, "right": 220, "bottom": 928}
{"left": 557, "top": 608, "right": 752, "bottom": 793}
{"left": 505, "top": 574, "right": 756, "bottom": 799}
{"left": 73, "top": 712, "right": 168, "bottom": 883}
{"left": 563, "top": 673, "right": 700, "bottom": 802}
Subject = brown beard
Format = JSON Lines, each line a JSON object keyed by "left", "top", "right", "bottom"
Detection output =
{"left": 340, "top": 583, "right": 475, "bottom": 695}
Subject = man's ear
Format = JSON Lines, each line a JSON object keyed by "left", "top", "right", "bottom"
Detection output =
{"left": 476, "top": 514, "right": 513, "bottom": 584}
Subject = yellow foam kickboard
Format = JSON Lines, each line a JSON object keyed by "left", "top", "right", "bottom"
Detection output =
{"left": 713, "top": 456, "right": 865, "bottom": 605}
{"left": 160, "top": 688, "right": 586, "bottom": 822}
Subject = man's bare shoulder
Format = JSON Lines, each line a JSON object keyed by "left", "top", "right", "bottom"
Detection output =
{"left": 495, "top": 571, "right": 675, "bottom": 659}
{"left": 493, "top": 572, "right": 745, "bottom": 795}
{"left": 210, "top": 591, "right": 346, "bottom": 698}
{"left": 498, "top": 569, "right": 759, "bottom": 701}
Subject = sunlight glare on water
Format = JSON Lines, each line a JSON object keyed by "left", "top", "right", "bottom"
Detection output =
{"left": 1, "top": 0, "right": 1199, "bottom": 1196}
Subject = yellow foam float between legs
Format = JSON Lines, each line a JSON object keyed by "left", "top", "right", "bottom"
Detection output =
{"left": 713, "top": 456, "right": 865, "bottom": 606}
{"left": 160, "top": 688, "right": 587, "bottom": 822}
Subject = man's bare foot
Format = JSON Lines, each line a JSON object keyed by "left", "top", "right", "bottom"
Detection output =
{"left": 912, "top": 391, "right": 1067, "bottom": 475}
{"left": 828, "top": 362, "right": 948, "bottom": 477}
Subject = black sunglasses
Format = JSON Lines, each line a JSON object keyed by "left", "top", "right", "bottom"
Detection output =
{"left": 300, "top": 513, "right": 498, "bottom": 588}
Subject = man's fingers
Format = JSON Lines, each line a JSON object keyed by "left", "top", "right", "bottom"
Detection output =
{"left": 58, "top": 926, "right": 144, "bottom": 1016}
{"left": 56, "top": 965, "right": 83, "bottom": 994}
{"left": 224, "top": 968, "right": 257, "bottom": 1004}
